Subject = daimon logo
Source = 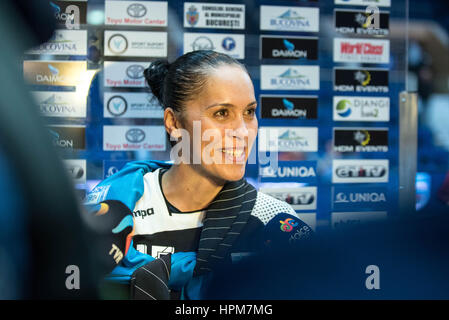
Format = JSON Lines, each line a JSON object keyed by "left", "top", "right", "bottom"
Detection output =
{"left": 280, "top": 218, "right": 298, "bottom": 232}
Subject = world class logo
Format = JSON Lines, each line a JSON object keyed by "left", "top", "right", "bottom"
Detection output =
{"left": 280, "top": 218, "right": 298, "bottom": 232}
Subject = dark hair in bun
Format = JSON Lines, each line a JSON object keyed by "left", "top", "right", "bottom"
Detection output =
{"left": 144, "top": 50, "right": 247, "bottom": 114}
{"left": 143, "top": 59, "right": 169, "bottom": 106}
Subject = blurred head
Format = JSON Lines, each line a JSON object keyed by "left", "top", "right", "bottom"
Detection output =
{"left": 144, "top": 50, "right": 258, "bottom": 183}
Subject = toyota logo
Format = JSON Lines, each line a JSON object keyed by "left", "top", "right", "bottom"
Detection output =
{"left": 127, "top": 3, "right": 147, "bottom": 18}
{"left": 126, "top": 128, "right": 145, "bottom": 143}
{"left": 126, "top": 64, "right": 145, "bottom": 79}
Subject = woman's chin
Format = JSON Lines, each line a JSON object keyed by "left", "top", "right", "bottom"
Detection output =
{"left": 217, "top": 164, "right": 247, "bottom": 182}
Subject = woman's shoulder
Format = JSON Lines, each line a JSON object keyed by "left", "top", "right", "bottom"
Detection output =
{"left": 251, "top": 191, "right": 298, "bottom": 225}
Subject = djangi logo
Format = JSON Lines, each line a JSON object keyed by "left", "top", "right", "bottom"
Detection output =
{"left": 222, "top": 37, "right": 236, "bottom": 51}
{"left": 108, "top": 34, "right": 128, "bottom": 54}
{"left": 336, "top": 99, "right": 352, "bottom": 117}
{"left": 186, "top": 5, "right": 199, "bottom": 26}
{"left": 280, "top": 218, "right": 298, "bottom": 232}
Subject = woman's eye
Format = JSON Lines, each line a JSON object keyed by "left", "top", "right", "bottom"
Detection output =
{"left": 214, "top": 109, "right": 228, "bottom": 117}
{"left": 245, "top": 108, "right": 256, "bottom": 117}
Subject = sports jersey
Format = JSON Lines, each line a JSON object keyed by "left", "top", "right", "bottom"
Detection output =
{"left": 131, "top": 168, "right": 299, "bottom": 262}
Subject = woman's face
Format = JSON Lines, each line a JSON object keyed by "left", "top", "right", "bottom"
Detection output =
{"left": 178, "top": 64, "right": 258, "bottom": 182}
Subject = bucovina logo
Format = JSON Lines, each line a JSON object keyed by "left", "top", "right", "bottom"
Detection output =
{"left": 275, "top": 129, "right": 309, "bottom": 149}
{"left": 271, "top": 68, "right": 310, "bottom": 88}
{"left": 108, "top": 33, "right": 128, "bottom": 54}
{"left": 280, "top": 218, "right": 298, "bottom": 232}
{"left": 125, "top": 128, "right": 146, "bottom": 143}
{"left": 271, "top": 9, "right": 309, "bottom": 29}
{"left": 127, "top": 3, "right": 147, "bottom": 18}
{"left": 186, "top": 5, "right": 199, "bottom": 26}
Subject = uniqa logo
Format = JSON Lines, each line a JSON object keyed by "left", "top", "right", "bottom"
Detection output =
{"left": 335, "top": 192, "right": 387, "bottom": 203}
{"left": 192, "top": 36, "right": 214, "bottom": 50}
{"left": 336, "top": 99, "right": 352, "bottom": 117}
{"left": 127, "top": 3, "right": 147, "bottom": 18}
{"left": 280, "top": 218, "right": 298, "bottom": 232}
{"left": 261, "top": 165, "right": 316, "bottom": 178}
{"left": 125, "top": 128, "right": 146, "bottom": 143}
{"left": 126, "top": 64, "right": 145, "bottom": 79}
{"left": 108, "top": 34, "right": 128, "bottom": 54}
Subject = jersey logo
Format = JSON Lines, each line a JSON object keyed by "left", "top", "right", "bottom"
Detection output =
{"left": 151, "top": 245, "right": 175, "bottom": 258}
{"left": 133, "top": 207, "right": 155, "bottom": 218}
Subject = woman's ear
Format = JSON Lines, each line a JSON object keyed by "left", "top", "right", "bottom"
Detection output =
{"left": 164, "top": 107, "right": 182, "bottom": 140}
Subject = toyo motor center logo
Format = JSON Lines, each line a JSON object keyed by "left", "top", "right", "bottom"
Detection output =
{"left": 280, "top": 218, "right": 298, "bottom": 232}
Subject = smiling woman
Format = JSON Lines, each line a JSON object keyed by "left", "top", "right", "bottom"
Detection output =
{"left": 88, "top": 50, "right": 311, "bottom": 300}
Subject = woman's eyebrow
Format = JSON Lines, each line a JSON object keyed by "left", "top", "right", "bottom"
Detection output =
{"left": 206, "top": 101, "right": 257, "bottom": 110}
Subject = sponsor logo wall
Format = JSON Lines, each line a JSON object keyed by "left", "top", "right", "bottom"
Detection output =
{"left": 184, "top": 33, "right": 245, "bottom": 59}
{"left": 105, "top": 1, "right": 168, "bottom": 26}
{"left": 22, "top": 0, "right": 403, "bottom": 230}
{"left": 184, "top": 2, "right": 245, "bottom": 29}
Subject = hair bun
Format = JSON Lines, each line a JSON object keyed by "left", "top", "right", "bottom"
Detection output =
{"left": 144, "top": 59, "right": 170, "bottom": 105}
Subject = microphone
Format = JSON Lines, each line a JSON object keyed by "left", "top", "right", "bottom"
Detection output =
{"left": 83, "top": 200, "right": 134, "bottom": 275}
{"left": 264, "top": 212, "right": 314, "bottom": 247}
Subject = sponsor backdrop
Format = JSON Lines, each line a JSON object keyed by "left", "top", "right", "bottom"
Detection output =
{"left": 23, "top": 0, "right": 407, "bottom": 231}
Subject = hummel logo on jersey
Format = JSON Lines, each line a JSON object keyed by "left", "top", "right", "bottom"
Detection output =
{"left": 133, "top": 208, "right": 155, "bottom": 218}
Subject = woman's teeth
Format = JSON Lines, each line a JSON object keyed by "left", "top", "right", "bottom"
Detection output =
{"left": 222, "top": 149, "right": 244, "bottom": 157}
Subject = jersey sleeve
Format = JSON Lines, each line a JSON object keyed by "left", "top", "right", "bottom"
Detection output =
{"left": 251, "top": 191, "right": 300, "bottom": 225}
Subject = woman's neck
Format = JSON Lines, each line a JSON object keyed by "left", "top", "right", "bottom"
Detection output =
{"left": 161, "top": 164, "right": 225, "bottom": 212}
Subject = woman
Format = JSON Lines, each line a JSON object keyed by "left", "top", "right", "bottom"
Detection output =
{"left": 88, "top": 50, "right": 308, "bottom": 299}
